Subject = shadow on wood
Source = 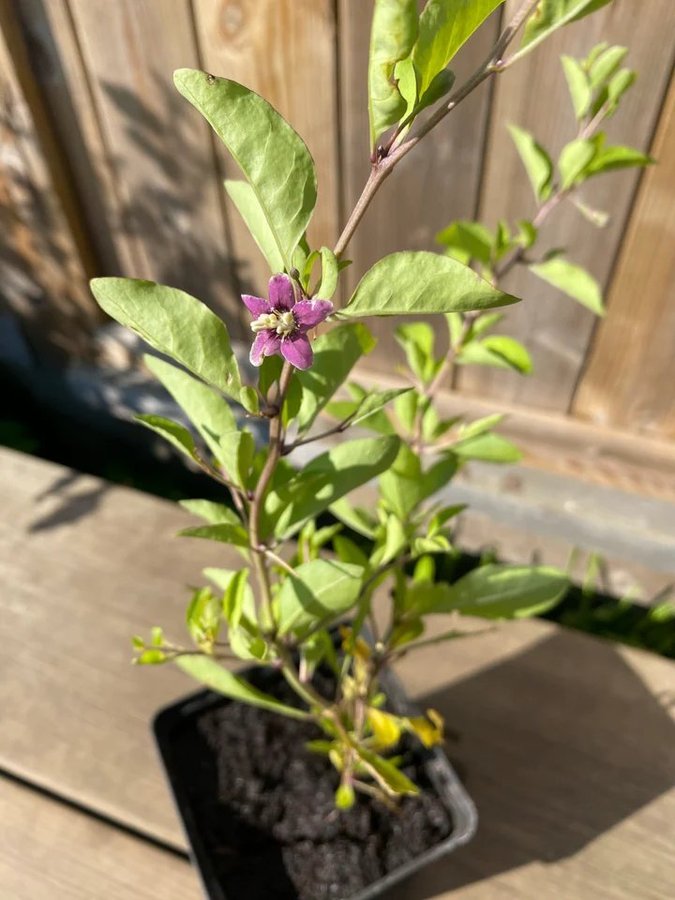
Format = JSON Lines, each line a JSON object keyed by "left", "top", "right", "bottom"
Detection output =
{"left": 28, "top": 470, "right": 111, "bottom": 533}
{"left": 389, "top": 631, "right": 675, "bottom": 899}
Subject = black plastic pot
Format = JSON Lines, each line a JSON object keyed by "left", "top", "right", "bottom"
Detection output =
{"left": 154, "top": 662, "right": 477, "bottom": 899}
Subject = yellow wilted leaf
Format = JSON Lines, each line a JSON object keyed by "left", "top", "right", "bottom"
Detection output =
{"left": 405, "top": 708, "right": 444, "bottom": 748}
{"left": 367, "top": 707, "right": 402, "bottom": 750}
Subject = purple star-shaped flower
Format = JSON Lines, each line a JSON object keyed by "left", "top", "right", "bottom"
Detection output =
{"left": 243, "top": 274, "right": 333, "bottom": 371}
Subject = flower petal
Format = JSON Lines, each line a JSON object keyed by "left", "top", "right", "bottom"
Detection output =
{"left": 268, "top": 274, "right": 296, "bottom": 311}
{"left": 293, "top": 299, "right": 334, "bottom": 330}
{"left": 281, "top": 333, "right": 313, "bottom": 370}
{"left": 241, "top": 294, "right": 271, "bottom": 318}
{"left": 250, "top": 330, "right": 281, "bottom": 367}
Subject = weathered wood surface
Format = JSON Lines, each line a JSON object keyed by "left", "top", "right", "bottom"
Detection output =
{"left": 63, "top": 0, "right": 242, "bottom": 326}
{"left": 458, "top": 0, "right": 675, "bottom": 413}
{"left": 573, "top": 74, "right": 675, "bottom": 438}
{"left": 1, "top": 447, "right": 674, "bottom": 898}
{"left": 0, "top": 776, "right": 198, "bottom": 899}
{"left": 0, "top": 0, "right": 99, "bottom": 360}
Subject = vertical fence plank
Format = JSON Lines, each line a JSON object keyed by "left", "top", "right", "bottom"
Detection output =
{"left": 21, "top": 0, "right": 133, "bottom": 277}
{"left": 339, "top": 0, "right": 501, "bottom": 369}
{"left": 572, "top": 76, "right": 675, "bottom": 439}
{"left": 0, "top": 1, "right": 98, "bottom": 361}
{"left": 191, "top": 0, "right": 340, "bottom": 300}
{"left": 457, "top": 0, "right": 675, "bottom": 411}
{"left": 65, "top": 0, "right": 240, "bottom": 326}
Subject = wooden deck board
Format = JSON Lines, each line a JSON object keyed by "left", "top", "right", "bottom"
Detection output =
{"left": 1, "top": 447, "right": 674, "bottom": 898}
{"left": 0, "top": 775, "right": 199, "bottom": 899}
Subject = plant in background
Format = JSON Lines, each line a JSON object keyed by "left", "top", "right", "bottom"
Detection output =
{"left": 91, "top": 0, "right": 650, "bottom": 810}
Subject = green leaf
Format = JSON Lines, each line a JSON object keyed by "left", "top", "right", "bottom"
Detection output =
{"left": 355, "top": 746, "right": 419, "bottom": 796}
{"left": 329, "top": 498, "right": 377, "bottom": 539}
{"left": 136, "top": 649, "right": 166, "bottom": 665}
{"left": 351, "top": 387, "right": 412, "bottom": 428}
{"left": 333, "top": 535, "right": 370, "bottom": 568}
{"left": 174, "top": 69, "right": 316, "bottom": 271}
{"left": 186, "top": 586, "right": 221, "bottom": 646}
{"left": 295, "top": 324, "right": 375, "bottom": 433}
{"left": 605, "top": 69, "right": 636, "bottom": 114}
{"left": 394, "top": 389, "right": 418, "bottom": 431}
{"left": 267, "top": 436, "right": 401, "bottom": 537}
{"left": 344, "top": 251, "right": 518, "bottom": 318}
{"left": 144, "top": 355, "right": 242, "bottom": 481}
{"left": 379, "top": 445, "right": 457, "bottom": 519}
{"left": 412, "top": 68, "right": 456, "bottom": 118}
{"left": 561, "top": 55, "right": 591, "bottom": 119}
{"left": 508, "top": 125, "right": 553, "bottom": 201}
{"left": 458, "top": 413, "right": 504, "bottom": 440}
{"left": 135, "top": 414, "right": 197, "bottom": 460}
{"left": 394, "top": 55, "right": 418, "bottom": 123}
{"left": 315, "top": 246, "right": 339, "bottom": 300}
{"left": 529, "top": 258, "right": 604, "bottom": 315}
{"left": 276, "top": 559, "right": 364, "bottom": 637}
{"left": 224, "top": 179, "right": 285, "bottom": 273}
{"left": 221, "top": 568, "right": 252, "bottom": 631}
{"left": 482, "top": 336, "right": 533, "bottom": 374}
{"left": 515, "top": 1, "right": 614, "bottom": 62}
{"left": 436, "top": 220, "right": 494, "bottom": 266}
{"left": 588, "top": 44, "right": 627, "bottom": 89}
{"left": 413, "top": 0, "right": 505, "bottom": 98}
{"left": 453, "top": 432, "right": 521, "bottom": 463}
{"left": 584, "top": 142, "right": 652, "bottom": 176}
{"left": 458, "top": 336, "right": 532, "bottom": 374}
{"left": 368, "top": 0, "right": 418, "bottom": 147}
{"left": 180, "top": 499, "right": 240, "bottom": 525}
{"left": 179, "top": 523, "right": 249, "bottom": 549}
{"left": 414, "top": 563, "right": 568, "bottom": 618}
{"left": 558, "top": 138, "right": 596, "bottom": 190}
{"left": 91, "top": 278, "right": 256, "bottom": 413}
{"left": 515, "top": 220, "right": 538, "bottom": 250}
{"left": 151, "top": 626, "right": 164, "bottom": 647}
{"left": 395, "top": 322, "right": 436, "bottom": 382}
{"left": 175, "top": 655, "right": 308, "bottom": 719}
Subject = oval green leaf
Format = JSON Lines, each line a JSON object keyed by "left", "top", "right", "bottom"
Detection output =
{"left": 176, "top": 655, "right": 309, "bottom": 720}
{"left": 174, "top": 69, "right": 316, "bottom": 271}
{"left": 344, "top": 251, "right": 518, "bottom": 318}
{"left": 91, "top": 277, "right": 255, "bottom": 412}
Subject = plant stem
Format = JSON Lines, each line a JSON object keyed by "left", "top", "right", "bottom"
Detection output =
{"left": 249, "top": 361, "right": 293, "bottom": 630}
{"left": 283, "top": 414, "right": 355, "bottom": 455}
{"left": 334, "top": 167, "right": 385, "bottom": 259}
{"left": 411, "top": 312, "right": 478, "bottom": 450}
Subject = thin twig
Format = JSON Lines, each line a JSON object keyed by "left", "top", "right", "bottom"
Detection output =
{"left": 283, "top": 415, "right": 355, "bottom": 455}
{"left": 249, "top": 361, "right": 294, "bottom": 630}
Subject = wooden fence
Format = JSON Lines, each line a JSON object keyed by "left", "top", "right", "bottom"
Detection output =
{"left": 1, "top": 0, "right": 674, "bottom": 494}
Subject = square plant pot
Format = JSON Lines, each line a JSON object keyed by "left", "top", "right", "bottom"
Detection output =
{"left": 154, "top": 661, "right": 477, "bottom": 900}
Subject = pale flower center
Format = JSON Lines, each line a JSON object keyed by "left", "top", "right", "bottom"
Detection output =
{"left": 250, "top": 309, "right": 297, "bottom": 337}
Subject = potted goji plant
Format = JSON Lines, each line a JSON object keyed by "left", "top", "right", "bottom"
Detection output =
{"left": 91, "top": 1, "right": 649, "bottom": 896}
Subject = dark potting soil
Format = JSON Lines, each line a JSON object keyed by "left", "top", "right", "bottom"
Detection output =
{"left": 170, "top": 672, "right": 454, "bottom": 900}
